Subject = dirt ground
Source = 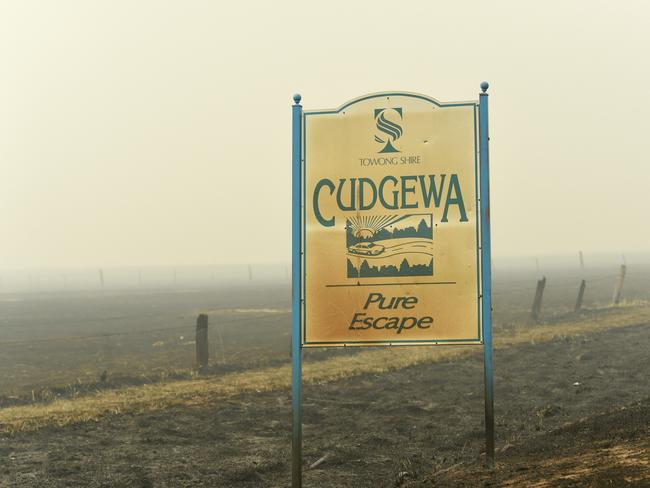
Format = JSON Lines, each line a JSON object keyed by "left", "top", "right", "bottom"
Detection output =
{"left": 419, "top": 401, "right": 649, "bottom": 487}
{"left": 1, "top": 322, "right": 649, "bottom": 487}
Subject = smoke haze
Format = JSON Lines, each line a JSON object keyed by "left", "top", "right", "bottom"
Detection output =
{"left": 1, "top": 0, "right": 649, "bottom": 269}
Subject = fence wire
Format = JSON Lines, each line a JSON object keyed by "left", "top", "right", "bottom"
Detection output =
{"left": 0, "top": 267, "right": 647, "bottom": 398}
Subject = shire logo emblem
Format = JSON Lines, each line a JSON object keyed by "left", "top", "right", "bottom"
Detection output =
{"left": 374, "top": 107, "right": 403, "bottom": 153}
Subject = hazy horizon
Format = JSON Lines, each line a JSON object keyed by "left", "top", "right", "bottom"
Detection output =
{"left": 1, "top": 249, "right": 650, "bottom": 271}
{"left": 2, "top": 1, "right": 649, "bottom": 269}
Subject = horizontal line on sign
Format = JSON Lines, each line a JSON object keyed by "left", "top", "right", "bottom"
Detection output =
{"left": 302, "top": 338, "right": 482, "bottom": 346}
{"left": 325, "top": 281, "right": 456, "bottom": 288}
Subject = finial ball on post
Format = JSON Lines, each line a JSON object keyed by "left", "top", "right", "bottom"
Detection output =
{"left": 293, "top": 93, "right": 302, "bottom": 104}
{"left": 480, "top": 81, "right": 489, "bottom": 93}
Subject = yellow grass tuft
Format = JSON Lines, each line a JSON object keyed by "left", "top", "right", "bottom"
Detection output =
{"left": 1, "top": 304, "right": 648, "bottom": 434}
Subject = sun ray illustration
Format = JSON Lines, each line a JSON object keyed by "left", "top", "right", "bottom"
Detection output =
{"left": 348, "top": 214, "right": 413, "bottom": 238}
{"left": 374, "top": 215, "right": 389, "bottom": 229}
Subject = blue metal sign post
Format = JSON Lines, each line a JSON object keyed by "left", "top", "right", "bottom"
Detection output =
{"left": 291, "top": 93, "right": 303, "bottom": 488}
{"left": 479, "top": 81, "right": 495, "bottom": 469}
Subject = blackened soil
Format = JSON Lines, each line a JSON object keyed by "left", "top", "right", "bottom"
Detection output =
{"left": 1, "top": 324, "right": 649, "bottom": 487}
{"left": 415, "top": 399, "right": 650, "bottom": 487}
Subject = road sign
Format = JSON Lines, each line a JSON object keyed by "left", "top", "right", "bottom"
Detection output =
{"left": 291, "top": 85, "right": 494, "bottom": 487}
{"left": 302, "top": 93, "right": 482, "bottom": 346}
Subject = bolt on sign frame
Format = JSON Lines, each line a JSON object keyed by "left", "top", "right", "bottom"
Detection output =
{"left": 291, "top": 83, "right": 493, "bottom": 487}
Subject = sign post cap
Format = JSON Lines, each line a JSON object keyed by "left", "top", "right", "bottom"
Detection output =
{"left": 480, "top": 81, "right": 490, "bottom": 93}
{"left": 293, "top": 93, "right": 302, "bottom": 104}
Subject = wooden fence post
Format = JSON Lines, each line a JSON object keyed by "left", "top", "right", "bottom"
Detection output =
{"left": 612, "top": 265, "right": 627, "bottom": 305}
{"left": 575, "top": 279, "right": 586, "bottom": 312}
{"left": 196, "top": 314, "right": 209, "bottom": 371}
{"left": 530, "top": 276, "right": 546, "bottom": 323}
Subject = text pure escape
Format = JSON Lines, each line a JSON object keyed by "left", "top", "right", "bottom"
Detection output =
{"left": 349, "top": 293, "right": 433, "bottom": 335}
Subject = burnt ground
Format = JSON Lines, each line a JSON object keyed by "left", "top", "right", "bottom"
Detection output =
{"left": 419, "top": 400, "right": 650, "bottom": 487}
{"left": 1, "top": 323, "right": 649, "bottom": 487}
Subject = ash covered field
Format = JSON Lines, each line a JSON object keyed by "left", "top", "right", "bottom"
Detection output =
{"left": 0, "top": 265, "right": 649, "bottom": 487}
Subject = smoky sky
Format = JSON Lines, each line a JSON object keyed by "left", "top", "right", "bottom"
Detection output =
{"left": 1, "top": 0, "right": 649, "bottom": 268}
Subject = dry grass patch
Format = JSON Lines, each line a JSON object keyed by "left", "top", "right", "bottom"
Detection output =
{"left": 497, "top": 439, "right": 650, "bottom": 487}
{"left": 1, "top": 304, "right": 648, "bottom": 434}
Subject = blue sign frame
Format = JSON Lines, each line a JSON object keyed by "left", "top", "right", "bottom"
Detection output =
{"left": 301, "top": 93, "right": 482, "bottom": 346}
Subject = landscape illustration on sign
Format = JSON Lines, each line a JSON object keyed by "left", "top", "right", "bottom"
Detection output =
{"left": 346, "top": 213, "right": 434, "bottom": 278}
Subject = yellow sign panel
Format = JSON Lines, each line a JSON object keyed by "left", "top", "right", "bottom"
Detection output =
{"left": 302, "top": 93, "right": 482, "bottom": 346}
